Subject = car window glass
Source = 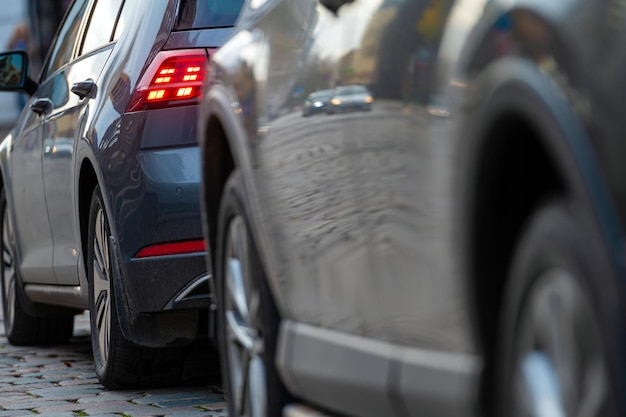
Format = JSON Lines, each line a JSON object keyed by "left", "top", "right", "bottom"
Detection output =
{"left": 81, "top": 0, "right": 124, "bottom": 55}
{"left": 50, "top": 73, "right": 69, "bottom": 108}
{"left": 44, "top": 0, "right": 90, "bottom": 79}
{"left": 177, "top": 0, "right": 244, "bottom": 30}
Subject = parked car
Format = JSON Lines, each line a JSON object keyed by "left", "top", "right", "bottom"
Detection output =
{"left": 302, "top": 88, "right": 333, "bottom": 117}
{"left": 199, "top": 0, "right": 625, "bottom": 416}
{"left": 0, "top": 0, "right": 243, "bottom": 389}
{"left": 326, "top": 84, "right": 373, "bottom": 114}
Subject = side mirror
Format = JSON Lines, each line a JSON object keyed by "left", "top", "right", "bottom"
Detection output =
{"left": 0, "top": 51, "right": 37, "bottom": 95}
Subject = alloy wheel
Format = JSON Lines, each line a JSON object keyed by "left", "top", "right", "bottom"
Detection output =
{"left": 92, "top": 207, "right": 112, "bottom": 367}
{"left": 512, "top": 268, "right": 608, "bottom": 417}
{"left": 224, "top": 214, "right": 267, "bottom": 417}
{"left": 1, "top": 204, "right": 16, "bottom": 334}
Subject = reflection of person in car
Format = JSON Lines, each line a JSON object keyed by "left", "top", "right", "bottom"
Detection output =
{"left": 7, "top": 23, "right": 29, "bottom": 109}
{"left": 0, "top": 56, "right": 21, "bottom": 86}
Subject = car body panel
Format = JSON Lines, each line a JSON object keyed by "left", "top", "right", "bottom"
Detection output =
{"left": 211, "top": 0, "right": 474, "bottom": 352}
{"left": 201, "top": 0, "right": 626, "bottom": 415}
{"left": 43, "top": 48, "right": 113, "bottom": 285}
{"left": 9, "top": 111, "right": 54, "bottom": 284}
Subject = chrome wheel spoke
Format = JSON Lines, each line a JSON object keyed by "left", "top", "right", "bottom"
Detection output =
{"left": 92, "top": 207, "right": 111, "bottom": 364}
{"left": 520, "top": 351, "right": 565, "bottom": 417}
{"left": 228, "top": 258, "right": 250, "bottom": 324}
{"left": 226, "top": 310, "right": 256, "bottom": 352}
{"left": 224, "top": 214, "right": 267, "bottom": 417}
{"left": 249, "top": 355, "right": 267, "bottom": 417}
{"left": 514, "top": 269, "right": 609, "bottom": 417}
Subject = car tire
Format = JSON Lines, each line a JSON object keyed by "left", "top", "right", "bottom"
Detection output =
{"left": 496, "top": 200, "right": 621, "bottom": 417}
{"left": 216, "top": 171, "right": 290, "bottom": 417}
{"left": 88, "top": 186, "right": 184, "bottom": 389}
{"left": 0, "top": 190, "right": 73, "bottom": 346}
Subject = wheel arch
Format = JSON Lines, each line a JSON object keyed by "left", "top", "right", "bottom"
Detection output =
{"left": 461, "top": 57, "right": 626, "bottom": 415}
{"left": 200, "top": 86, "right": 248, "bottom": 270}
{"left": 78, "top": 158, "right": 98, "bottom": 279}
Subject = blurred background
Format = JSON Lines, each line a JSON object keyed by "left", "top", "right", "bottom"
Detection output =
{"left": 0, "top": 0, "right": 69, "bottom": 132}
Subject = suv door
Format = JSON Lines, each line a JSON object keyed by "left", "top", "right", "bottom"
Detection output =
{"left": 42, "top": 0, "right": 122, "bottom": 284}
{"left": 9, "top": 0, "right": 90, "bottom": 285}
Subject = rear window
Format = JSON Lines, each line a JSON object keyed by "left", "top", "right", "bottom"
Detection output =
{"left": 177, "top": 0, "right": 244, "bottom": 30}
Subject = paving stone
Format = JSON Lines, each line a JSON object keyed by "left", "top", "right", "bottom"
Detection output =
{"left": 198, "top": 401, "right": 228, "bottom": 411}
{"left": 75, "top": 403, "right": 166, "bottom": 416}
{"left": 28, "top": 387, "right": 103, "bottom": 398}
{"left": 32, "top": 400, "right": 130, "bottom": 414}
{"left": 2, "top": 400, "right": 74, "bottom": 410}
{"left": 76, "top": 392, "right": 144, "bottom": 403}
{"left": 0, "top": 310, "right": 227, "bottom": 416}
{"left": 134, "top": 390, "right": 218, "bottom": 407}
{"left": 0, "top": 411, "right": 37, "bottom": 416}
{"left": 81, "top": 414, "right": 122, "bottom": 417}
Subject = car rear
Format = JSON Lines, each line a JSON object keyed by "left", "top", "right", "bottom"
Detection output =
{"left": 109, "top": 0, "right": 243, "bottom": 335}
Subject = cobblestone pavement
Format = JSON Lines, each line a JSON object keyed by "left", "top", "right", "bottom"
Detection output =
{"left": 0, "top": 311, "right": 228, "bottom": 416}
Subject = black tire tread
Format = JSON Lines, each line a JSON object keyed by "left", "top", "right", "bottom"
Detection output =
{"left": 216, "top": 171, "right": 291, "bottom": 416}
{"left": 495, "top": 200, "right": 621, "bottom": 417}
{"left": 88, "top": 186, "right": 186, "bottom": 389}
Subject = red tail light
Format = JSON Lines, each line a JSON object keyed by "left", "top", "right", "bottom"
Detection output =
{"left": 134, "top": 239, "right": 206, "bottom": 258}
{"left": 127, "top": 49, "right": 209, "bottom": 112}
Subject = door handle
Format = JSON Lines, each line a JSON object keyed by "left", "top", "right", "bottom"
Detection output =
{"left": 71, "top": 79, "right": 97, "bottom": 100}
{"left": 30, "top": 98, "right": 53, "bottom": 116}
{"left": 319, "top": 0, "right": 354, "bottom": 14}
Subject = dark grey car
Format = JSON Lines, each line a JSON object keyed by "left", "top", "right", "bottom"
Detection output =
{"left": 0, "top": 0, "right": 242, "bottom": 389}
{"left": 199, "top": 0, "right": 626, "bottom": 416}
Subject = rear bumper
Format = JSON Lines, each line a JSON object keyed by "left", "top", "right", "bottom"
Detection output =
{"left": 124, "top": 252, "right": 210, "bottom": 313}
{"left": 110, "top": 236, "right": 210, "bottom": 348}
{"left": 101, "top": 106, "right": 210, "bottom": 346}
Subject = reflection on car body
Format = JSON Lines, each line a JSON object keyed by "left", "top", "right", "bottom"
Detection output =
{"left": 327, "top": 84, "right": 373, "bottom": 114}
{"left": 199, "top": 1, "right": 626, "bottom": 417}
{"left": 302, "top": 88, "right": 333, "bottom": 117}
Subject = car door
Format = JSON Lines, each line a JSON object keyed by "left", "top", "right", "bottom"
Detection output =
{"left": 42, "top": 0, "right": 122, "bottom": 285}
{"left": 256, "top": 0, "right": 470, "bottom": 345}
{"left": 9, "top": 0, "right": 91, "bottom": 285}
{"left": 249, "top": 0, "right": 477, "bottom": 414}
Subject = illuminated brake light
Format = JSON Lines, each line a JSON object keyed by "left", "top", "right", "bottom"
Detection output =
{"left": 134, "top": 239, "right": 206, "bottom": 258}
{"left": 126, "top": 49, "right": 209, "bottom": 112}
{"left": 148, "top": 90, "right": 166, "bottom": 100}
{"left": 177, "top": 87, "right": 193, "bottom": 97}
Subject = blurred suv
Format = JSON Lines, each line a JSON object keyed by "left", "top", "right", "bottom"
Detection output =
{"left": 199, "top": 0, "right": 626, "bottom": 416}
{"left": 0, "top": 0, "right": 242, "bottom": 389}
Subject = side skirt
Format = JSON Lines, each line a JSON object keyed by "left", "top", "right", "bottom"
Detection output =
{"left": 277, "top": 320, "right": 481, "bottom": 417}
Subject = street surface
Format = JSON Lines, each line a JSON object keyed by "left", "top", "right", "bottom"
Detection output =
{"left": 0, "top": 310, "right": 227, "bottom": 416}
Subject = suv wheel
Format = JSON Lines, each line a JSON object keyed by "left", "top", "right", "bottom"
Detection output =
{"left": 216, "top": 171, "right": 290, "bottom": 417}
{"left": 0, "top": 190, "right": 73, "bottom": 345}
{"left": 88, "top": 186, "right": 184, "bottom": 389}
{"left": 497, "top": 201, "right": 620, "bottom": 416}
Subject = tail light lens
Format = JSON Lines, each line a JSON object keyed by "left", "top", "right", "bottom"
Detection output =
{"left": 127, "top": 49, "right": 209, "bottom": 112}
{"left": 134, "top": 239, "right": 206, "bottom": 258}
